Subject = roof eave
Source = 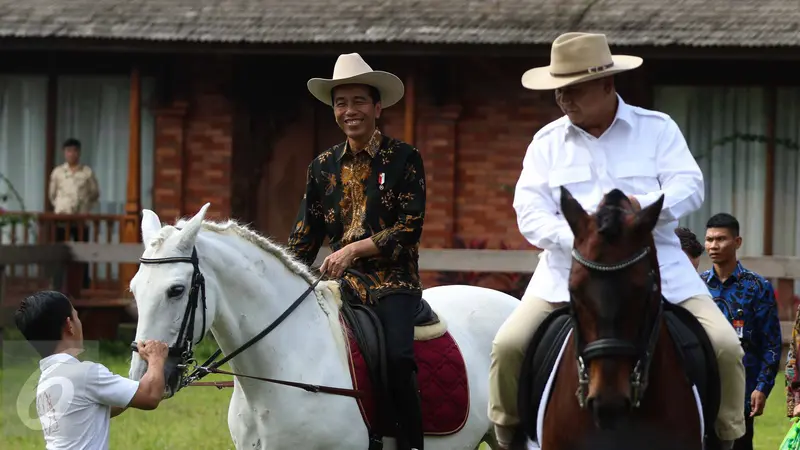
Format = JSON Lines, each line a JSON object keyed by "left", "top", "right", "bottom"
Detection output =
{"left": 0, "top": 37, "right": 797, "bottom": 60}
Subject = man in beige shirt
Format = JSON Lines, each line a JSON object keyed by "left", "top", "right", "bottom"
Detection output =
{"left": 48, "top": 138, "right": 99, "bottom": 288}
{"left": 49, "top": 138, "right": 100, "bottom": 215}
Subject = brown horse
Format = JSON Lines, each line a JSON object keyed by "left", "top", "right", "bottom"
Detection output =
{"left": 516, "top": 187, "right": 711, "bottom": 450}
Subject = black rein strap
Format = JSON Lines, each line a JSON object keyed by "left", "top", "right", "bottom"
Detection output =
{"left": 132, "top": 245, "right": 366, "bottom": 399}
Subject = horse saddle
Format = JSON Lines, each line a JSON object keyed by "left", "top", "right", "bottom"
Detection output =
{"left": 338, "top": 290, "right": 439, "bottom": 432}
{"left": 517, "top": 301, "right": 721, "bottom": 448}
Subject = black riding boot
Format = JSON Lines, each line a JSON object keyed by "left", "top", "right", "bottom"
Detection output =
{"left": 393, "top": 372, "right": 424, "bottom": 450}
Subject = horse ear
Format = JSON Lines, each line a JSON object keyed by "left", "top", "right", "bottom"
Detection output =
{"left": 141, "top": 209, "right": 162, "bottom": 245}
{"left": 633, "top": 194, "right": 665, "bottom": 235}
{"left": 176, "top": 203, "right": 211, "bottom": 252}
{"left": 560, "top": 186, "right": 588, "bottom": 238}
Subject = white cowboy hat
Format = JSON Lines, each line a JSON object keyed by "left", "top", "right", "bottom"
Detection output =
{"left": 307, "top": 53, "right": 405, "bottom": 108}
{"left": 521, "top": 32, "right": 643, "bottom": 91}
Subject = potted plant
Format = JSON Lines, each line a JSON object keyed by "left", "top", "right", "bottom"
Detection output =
{"left": 0, "top": 172, "right": 35, "bottom": 238}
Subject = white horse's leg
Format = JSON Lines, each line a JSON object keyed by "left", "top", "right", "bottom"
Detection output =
{"left": 228, "top": 386, "right": 258, "bottom": 450}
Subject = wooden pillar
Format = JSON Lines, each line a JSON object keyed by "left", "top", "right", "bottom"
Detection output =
{"left": 153, "top": 101, "right": 189, "bottom": 220}
{"left": 418, "top": 104, "right": 462, "bottom": 248}
{"left": 43, "top": 74, "right": 57, "bottom": 215}
{"left": 120, "top": 67, "right": 142, "bottom": 293}
{"left": 404, "top": 71, "right": 416, "bottom": 145}
{"left": 764, "top": 86, "right": 795, "bottom": 321}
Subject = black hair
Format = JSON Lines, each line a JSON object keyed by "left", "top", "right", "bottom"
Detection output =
{"left": 14, "top": 291, "right": 74, "bottom": 357}
{"left": 330, "top": 84, "right": 382, "bottom": 105}
{"left": 62, "top": 138, "right": 81, "bottom": 150}
{"left": 674, "top": 226, "right": 704, "bottom": 258}
{"left": 706, "top": 213, "right": 740, "bottom": 237}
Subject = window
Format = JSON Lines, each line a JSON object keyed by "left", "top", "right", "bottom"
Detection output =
{"left": 55, "top": 75, "right": 155, "bottom": 214}
{"left": 0, "top": 75, "right": 48, "bottom": 215}
{"left": 654, "top": 86, "right": 767, "bottom": 256}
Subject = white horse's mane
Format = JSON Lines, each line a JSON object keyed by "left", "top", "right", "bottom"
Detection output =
{"left": 150, "top": 217, "right": 317, "bottom": 286}
{"left": 146, "top": 215, "right": 351, "bottom": 364}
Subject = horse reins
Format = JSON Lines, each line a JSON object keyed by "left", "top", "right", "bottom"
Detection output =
{"left": 131, "top": 246, "right": 366, "bottom": 399}
{"left": 569, "top": 246, "right": 663, "bottom": 409}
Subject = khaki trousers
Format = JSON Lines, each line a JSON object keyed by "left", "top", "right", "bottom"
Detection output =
{"left": 488, "top": 293, "right": 746, "bottom": 442}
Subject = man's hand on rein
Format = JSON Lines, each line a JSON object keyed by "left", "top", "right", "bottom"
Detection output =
{"left": 320, "top": 246, "right": 357, "bottom": 278}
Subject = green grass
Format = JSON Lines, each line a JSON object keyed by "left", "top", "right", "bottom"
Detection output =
{"left": 0, "top": 334, "right": 796, "bottom": 450}
{"left": 1, "top": 337, "right": 237, "bottom": 450}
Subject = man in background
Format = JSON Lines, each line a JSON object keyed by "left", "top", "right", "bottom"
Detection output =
{"left": 701, "top": 213, "right": 782, "bottom": 450}
{"left": 48, "top": 138, "right": 99, "bottom": 288}
{"left": 49, "top": 138, "right": 100, "bottom": 217}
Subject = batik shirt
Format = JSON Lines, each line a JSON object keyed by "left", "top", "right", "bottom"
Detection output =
{"left": 786, "top": 305, "right": 800, "bottom": 417}
{"left": 700, "top": 261, "right": 782, "bottom": 415}
{"left": 287, "top": 128, "right": 426, "bottom": 304}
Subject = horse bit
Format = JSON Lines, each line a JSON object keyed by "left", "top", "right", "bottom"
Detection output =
{"left": 130, "top": 246, "right": 365, "bottom": 399}
{"left": 570, "top": 245, "right": 663, "bottom": 409}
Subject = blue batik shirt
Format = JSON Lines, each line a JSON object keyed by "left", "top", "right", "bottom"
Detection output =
{"left": 701, "top": 261, "right": 782, "bottom": 415}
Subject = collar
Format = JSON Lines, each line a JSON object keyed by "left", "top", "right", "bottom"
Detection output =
{"left": 337, "top": 128, "right": 382, "bottom": 161}
{"left": 564, "top": 94, "right": 634, "bottom": 139}
{"left": 60, "top": 162, "right": 85, "bottom": 171}
{"left": 39, "top": 352, "right": 79, "bottom": 371}
{"left": 707, "top": 260, "right": 745, "bottom": 284}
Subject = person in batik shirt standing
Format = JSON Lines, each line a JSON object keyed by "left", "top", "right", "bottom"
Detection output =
{"left": 701, "top": 213, "right": 781, "bottom": 450}
{"left": 786, "top": 305, "right": 800, "bottom": 418}
{"left": 287, "top": 53, "right": 425, "bottom": 450}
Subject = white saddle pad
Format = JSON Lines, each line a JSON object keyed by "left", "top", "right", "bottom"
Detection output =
{"left": 526, "top": 329, "right": 705, "bottom": 450}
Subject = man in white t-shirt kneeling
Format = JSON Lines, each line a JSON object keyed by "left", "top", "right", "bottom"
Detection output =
{"left": 14, "top": 290, "right": 170, "bottom": 450}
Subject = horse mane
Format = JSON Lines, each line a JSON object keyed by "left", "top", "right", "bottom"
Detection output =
{"left": 150, "top": 217, "right": 316, "bottom": 286}
{"left": 149, "top": 216, "right": 349, "bottom": 366}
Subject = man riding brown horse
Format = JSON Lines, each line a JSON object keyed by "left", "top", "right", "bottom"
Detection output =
{"left": 489, "top": 32, "right": 745, "bottom": 449}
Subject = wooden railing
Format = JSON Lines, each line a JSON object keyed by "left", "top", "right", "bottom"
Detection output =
{"left": 2, "top": 243, "right": 800, "bottom": 342}
{"left": 0, "top": 212, "right": 125, "bottom": 298}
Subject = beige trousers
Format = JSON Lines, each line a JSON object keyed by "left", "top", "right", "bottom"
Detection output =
{"left": 487, "top": 293, "right": 746, "bottom": 442}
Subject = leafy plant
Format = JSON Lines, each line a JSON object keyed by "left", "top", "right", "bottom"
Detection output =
{"left": 0, "top": 172, "right": 35, "bottom": 233}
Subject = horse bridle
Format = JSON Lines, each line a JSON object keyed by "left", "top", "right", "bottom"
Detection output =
{"left": 130, "top": 246, "right": 365, "bottom": 399}
{"left": 569, "top": 246, "right": 663, "bottom": 410}
{"left": 130, "top": 247, "right": 207, "bottom": 378}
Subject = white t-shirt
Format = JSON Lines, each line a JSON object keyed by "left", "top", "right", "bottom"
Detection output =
{"left": 36, "top": 353, "right": 140, "bottom": 450}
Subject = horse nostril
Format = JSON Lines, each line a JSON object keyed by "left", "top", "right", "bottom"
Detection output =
{"left": 590, "top": 396, "right": 630, "bottom": 430}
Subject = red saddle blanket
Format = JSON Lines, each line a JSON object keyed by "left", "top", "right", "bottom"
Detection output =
{"left": 344, "top": 320, "right": 470, "bottom": 436}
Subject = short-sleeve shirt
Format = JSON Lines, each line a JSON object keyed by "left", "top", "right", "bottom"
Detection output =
{"left": 36, "top": 353, "right": 140, "bottom": 450}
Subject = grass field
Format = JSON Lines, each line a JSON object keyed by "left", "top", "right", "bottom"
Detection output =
{"left": 0, "top": 335, "right": 795, "bottom": 450}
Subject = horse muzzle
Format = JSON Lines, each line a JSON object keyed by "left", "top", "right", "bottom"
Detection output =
{"left": 587, "top": 394, "right": 631, "bottom": 430}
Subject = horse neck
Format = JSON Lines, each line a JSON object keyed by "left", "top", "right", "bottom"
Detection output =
{"left": 197, "top": 231, "right": 349, "bottom": 391}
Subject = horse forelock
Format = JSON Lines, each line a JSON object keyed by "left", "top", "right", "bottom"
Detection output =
{"left": 594, "top": 189, "right": 634, "bottom": 243}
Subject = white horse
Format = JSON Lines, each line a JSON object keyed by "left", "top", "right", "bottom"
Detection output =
{"left": 128, "top": 203, "right": 519, "bottom": 450}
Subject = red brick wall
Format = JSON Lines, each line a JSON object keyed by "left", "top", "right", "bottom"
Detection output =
{"left": 153, "top": 61, "right": 233, "bottom": 222}
{"left": 411, "top": 58, "right": 563, "bottom": 251}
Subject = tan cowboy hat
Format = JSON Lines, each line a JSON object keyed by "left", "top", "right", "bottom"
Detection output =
{"left": 521, "top": 32, "right": 643, "bottom": 91}
{"left": 307, "top": 53, "right": 405, "bottom": 108}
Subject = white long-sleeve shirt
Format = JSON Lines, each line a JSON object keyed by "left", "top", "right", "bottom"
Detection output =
{"left": 514, "top": 95, "right": 710, "bottom": 304}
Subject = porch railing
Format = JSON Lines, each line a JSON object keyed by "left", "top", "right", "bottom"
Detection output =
{"left": 0, "top": 212, "right": 125, "bottom": 298}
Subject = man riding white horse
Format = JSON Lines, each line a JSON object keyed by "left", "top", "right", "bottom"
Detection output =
{"left": 287, "top": 53, "right": 425, "bottom": 450}
{"left": 488, "top": 33, "right": 746, "bottom": 449}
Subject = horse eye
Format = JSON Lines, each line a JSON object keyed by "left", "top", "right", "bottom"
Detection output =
{"left": 167, "top": 285, "right": 186, "bottom": 298}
